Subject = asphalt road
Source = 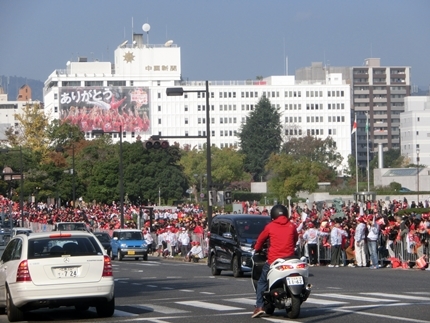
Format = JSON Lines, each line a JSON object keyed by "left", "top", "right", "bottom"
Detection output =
{"left": 1, "top": 256, "right": 430, "bottom": 323}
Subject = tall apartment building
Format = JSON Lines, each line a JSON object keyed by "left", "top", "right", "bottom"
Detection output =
{"left": 296, "top": 59, "right": 411, "bottom": 173}
{"left": 43, "top": 33, "right": 352, "bottom": 175}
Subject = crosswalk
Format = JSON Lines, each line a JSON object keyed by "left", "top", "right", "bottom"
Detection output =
{"left": 109, "top": 292, "right": 430, "bottom": 319}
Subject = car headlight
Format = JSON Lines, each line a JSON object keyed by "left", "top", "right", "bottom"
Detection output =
{"left": 141, "top": 243, "right": 147, "bottom": 249}
{"left": 120, "top": 243, "right": 128, "bottom": 248}
{"left": 240, "top": 246, "right": 253, "bottom": 252}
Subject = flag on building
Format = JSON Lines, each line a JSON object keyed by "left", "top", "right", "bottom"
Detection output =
{"left": 365, "top": 115, "right": 369, "bottom": 133}
{"left": 351, "top": 116, "right": 357, "bottom": 135}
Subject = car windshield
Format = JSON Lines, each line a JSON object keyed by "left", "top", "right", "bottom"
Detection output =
{"left": 235, "top": 218, "right": 271, "bottom": 240}
{"left": 27, "top": 236, "right": 103, "bottom": 259}
{"left": 95, "top": 233, "right": 111, "bottom": 243}
{"left": 120, "top": 232, "right": 143, "bottom": 240}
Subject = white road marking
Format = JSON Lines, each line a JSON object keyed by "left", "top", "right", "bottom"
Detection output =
{"left": 200, "top": 292, "right": 215, "bottom": 295}
{"left": 179, "top": 289, "right": 194, "bottom": 292}
{"left": 362, "top": 292, "right": 430, "bottom": 301}
{"left": 131, "top": 304, "right": 189, "bottom": 314}
{"left": 333, "top": 307, "right": 430, "bottom": 323}
{"left": 305, "top": 298, "right": 348, "bottom": 305}
{"left": 312, "top": 293, "right": 396, "bottom": 302}
{"left": 175, "top": 300, "right": 244, "bottom": 311}
{"left": 227, "top": 297, "right": 255, "bottom": 305}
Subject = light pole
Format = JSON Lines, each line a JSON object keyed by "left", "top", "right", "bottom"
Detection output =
{"left": 92, "top": 125, "right": 125, "bottom": 229}
{"left": 166, "top": 81, "right": 213, "bottom": 227}
{"left": 417, "top": 148, "right": 420, "bottom": 205}
{"left": 287, "top": 195, "right": 292, "bottom": 217}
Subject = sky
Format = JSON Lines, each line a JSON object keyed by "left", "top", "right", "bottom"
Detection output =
{"left": 1, "top": 0, "right": 429, "bottom": 89}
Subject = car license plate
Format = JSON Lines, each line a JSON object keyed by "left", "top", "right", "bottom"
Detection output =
{"left": 56, "top": 267, "right": 79, "bottom": 278}
{"left": 286, "top": 276, "right": 304, "bottom": 285}
{"left": 128, "top": 250, "right": 135, "bottom": 255}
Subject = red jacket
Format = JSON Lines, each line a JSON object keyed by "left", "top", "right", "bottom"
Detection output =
{"left": 254, "top": 216, "right": 298, "bottom": 264}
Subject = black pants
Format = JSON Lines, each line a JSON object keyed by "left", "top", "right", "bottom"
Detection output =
{"left": 308, "top": 244, "right": 318, "bottom": 264}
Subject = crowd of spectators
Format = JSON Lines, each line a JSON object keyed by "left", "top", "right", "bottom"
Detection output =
{"left": 1, "top": 193, "right": 429, "bottom": 268}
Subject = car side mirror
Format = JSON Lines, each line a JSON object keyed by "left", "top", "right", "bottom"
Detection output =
{"left": 222, "top": 232, "right": 233, "bottom": 239}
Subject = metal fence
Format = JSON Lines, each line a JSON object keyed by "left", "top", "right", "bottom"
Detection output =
{"left": 300, "top": 233, "right": 429, "bottom": 268}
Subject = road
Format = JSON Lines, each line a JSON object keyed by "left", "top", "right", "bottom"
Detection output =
{"left": 0, "top": 256, "right": 430, "bottom": 323}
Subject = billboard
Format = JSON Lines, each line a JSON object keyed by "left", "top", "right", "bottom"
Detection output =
{"left": 59, "top": 86, "right": 150, "bottom": 134}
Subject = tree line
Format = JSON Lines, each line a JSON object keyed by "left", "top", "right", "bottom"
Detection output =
{"left": 1, "top": 97, "right": 403, "bottom": 207}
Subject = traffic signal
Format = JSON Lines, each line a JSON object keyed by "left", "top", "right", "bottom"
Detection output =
{"left": 143, "top": 139, "right": 169, "bottom": 149}
{"left": 209, "top": 189, "right": 217, "bottom": 206}
{"left": 224, "top": 191, "right": 232, "bottom": 204}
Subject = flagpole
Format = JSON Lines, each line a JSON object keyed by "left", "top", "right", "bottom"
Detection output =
{"left": 366, "top": 113, "right": 370, "bottom": 192}
{"left": 355, "top": 113, "right": 358, "bottom": 192}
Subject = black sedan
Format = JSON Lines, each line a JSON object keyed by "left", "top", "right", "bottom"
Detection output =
{"left": 94, "top": 232, "right": 112, "bottom": 254}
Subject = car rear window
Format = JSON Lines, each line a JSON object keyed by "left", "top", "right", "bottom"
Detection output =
{"left": 235, "top": 218, "right": 271, "bottom": 239}
{"left": 56, "top": 223, "right": 88, "bottom": 231}
{"left": 27, "top": 237, "right": 103, "bottom": 259}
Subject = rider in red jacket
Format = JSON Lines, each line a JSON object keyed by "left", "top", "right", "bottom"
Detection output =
{"left": 252, "top": 204, "right": 298, "bottom": 318}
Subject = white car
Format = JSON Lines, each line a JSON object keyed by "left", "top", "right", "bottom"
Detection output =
{"left": 0, "top": 231, "right": 115, "bottom": 322}
{"left": 11, "top": 228, "right": 32, "bottom": 237}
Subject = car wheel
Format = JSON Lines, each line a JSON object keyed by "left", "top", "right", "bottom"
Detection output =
{"left": 118, "top": 250, "right": 123, "bottom": 261}
{"left": 6, "top": 287, "right": 25, "bottom": 322}
{"left": 232, "top": 256, "right": 243, "bottom": 278}
{"left": 211, "top": 254, "right": 221, "bottom": 276}
{"left": 96, "top": 297, "right": 115, "bottom": 317}
{"left": 109, "top": 249, "right": 115, "bottom": 260}
{"left": 143, "top": 253, "right": 148, "bottom": 261}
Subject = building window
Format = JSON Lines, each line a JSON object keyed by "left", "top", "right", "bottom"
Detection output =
{"left": 158, "top": 105, "right": 161, "bottom": 112}
{"left": 158, "top": 119, "right": 161, "bottom": 124}
{"left": 158, "top": 92, "right": 161, "bottom": 99}
{"left": 185, "top": 118, "right": 188, "bottom": 124}
{"left": 184, "top": 105, "right": 188, "bottom": 112}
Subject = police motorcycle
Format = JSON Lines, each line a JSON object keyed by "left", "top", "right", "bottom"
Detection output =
{"left": 251, "top": 250, "right": 312, "bottom": 319}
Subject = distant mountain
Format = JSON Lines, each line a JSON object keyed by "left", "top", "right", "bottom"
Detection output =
{"left": 0, "top": 75, "right": 44, "bottom": 101}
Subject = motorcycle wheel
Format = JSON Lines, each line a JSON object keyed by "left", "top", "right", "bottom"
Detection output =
{"left": 286, "top": 294, "right": 301, "bottom": 319}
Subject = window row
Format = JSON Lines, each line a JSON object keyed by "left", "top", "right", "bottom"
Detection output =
{"left": 328, "top": 116, "right": 346, "bottom": 123}
{"left": 220, "top": 130, "right": 238, "bottom": 136}
{"left": 285, "top": 116, "right": 303, "bottom": 123}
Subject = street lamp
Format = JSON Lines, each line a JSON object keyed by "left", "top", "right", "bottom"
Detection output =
{"left": 166, "top": 81, "right": 213, "bottom": 227}
{"left": 0, "top": 148, "right": 25, "bottom": 227}
{"left": 417, "top": 148, "right": 420, "bottom": 205}
{"left": 92, "top": 125, "right": 125, "bottom": 229}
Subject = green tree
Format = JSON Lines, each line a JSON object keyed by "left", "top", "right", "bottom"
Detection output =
{"left": 238, "top": 96, "right": 282, "bottom": 181}
{"left": 266, "top": 153, "right": 323, "bottom": 198}
{"left": 282, "top": 135, "right": 343, "bottom": 182}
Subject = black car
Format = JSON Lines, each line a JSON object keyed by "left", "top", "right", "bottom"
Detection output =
{"left": 207, "top": 214, "right": 271, "bottom": 278}
{"left": 94, "top": 232, "right": 112, "bottom": 254}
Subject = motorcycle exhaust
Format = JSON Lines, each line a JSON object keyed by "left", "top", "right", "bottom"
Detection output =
{"left": 303, "top": 284, "right": 312, "bottom": 302}
{"left": 306, "top": 284, "right": 312, "bottom": 290}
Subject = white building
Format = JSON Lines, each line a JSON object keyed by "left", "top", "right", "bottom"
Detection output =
{"left": 0, "top": 85, "right": 40, "bottom": 143}
{"left": 43, "top": 33, "right": 351, "bottom": 175}
{"left": 400, "top": 96, "right": 430, "bottom": 166}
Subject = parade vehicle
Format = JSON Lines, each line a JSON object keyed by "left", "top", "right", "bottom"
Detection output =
{"left": 0, "top": 231, "right": 115, "bottom": 322}
{"left": 110, "top": 229, "right": 148, "bottom": 261}
{"left": 207, "top": 214, "right": 271, "bottom": 277}
{"left": 251, "top": 253, "right": 312, "bottom": 319}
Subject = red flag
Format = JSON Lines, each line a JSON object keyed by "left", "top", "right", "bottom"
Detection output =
{"left": 351, "top": 116, "right": 357, "bottom": 135}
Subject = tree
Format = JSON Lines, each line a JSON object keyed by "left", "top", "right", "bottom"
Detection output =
{"left": 238, "top": 96, "right": 282, "bottom": 181}
{"left": 7, "top": 103, "right": 50, "bottom": 161}
{"left": 282, "top": 135, "right": 343, "bottom": 181}
{"left": 265, "top": 153, "right": 322, "bottom": 198}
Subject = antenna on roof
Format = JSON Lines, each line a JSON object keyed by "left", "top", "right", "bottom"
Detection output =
{"left": 142, "top": 23, "right": 150, "bottom": 45}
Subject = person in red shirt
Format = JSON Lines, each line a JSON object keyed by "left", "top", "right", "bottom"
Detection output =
{"left": 252, "top": 204, "right": 298, "bottom": 318}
